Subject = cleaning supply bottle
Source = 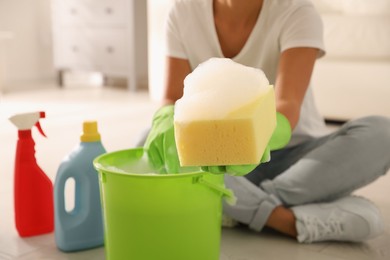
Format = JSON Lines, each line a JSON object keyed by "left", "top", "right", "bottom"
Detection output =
{"left": 9, "top": 111, "right": 54, "bottom": 237}
{"left": 54, "top": 121, "right": 106, "bottom": 252}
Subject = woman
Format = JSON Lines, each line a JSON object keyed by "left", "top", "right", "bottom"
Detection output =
{"left": 146, "top": 0, "right": 390, "bottom": 243}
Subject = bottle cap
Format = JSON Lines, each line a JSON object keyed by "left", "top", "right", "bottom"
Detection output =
{"left": 80, "top": 121, "right": 101, "bottom": 142}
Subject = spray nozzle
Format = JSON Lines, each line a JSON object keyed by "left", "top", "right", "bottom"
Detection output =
{"left": 9, "top": 111, "right": 47, "bottom": 137}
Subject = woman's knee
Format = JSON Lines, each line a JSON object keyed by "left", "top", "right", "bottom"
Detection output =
{"left": 346, "top": 116, "right": 390, "bottom": 172}
{"left": 361, "top": 115, "right": 390, "bottom": 130}
{"left": 347, "top": 116, "right": 390, "bottom": 147}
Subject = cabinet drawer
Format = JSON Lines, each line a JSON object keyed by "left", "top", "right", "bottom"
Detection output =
{"left": 53, "top": 30, "right": 96, "bottom": 70}
{"left": 87, "top": 0, "right": 127, "bottom": 26}
{"left": 89, "top": 29, "right": 128, "bottom": 75}
{"left": 52, "top": 0, "right": 127, "bottom": 26}
{"left": 53, "top": 28, "right": 128, "bottom": 75}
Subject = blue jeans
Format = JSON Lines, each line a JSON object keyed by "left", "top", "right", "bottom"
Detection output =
{"left": 225, "top": 116, "right": 390, "bottom": 230}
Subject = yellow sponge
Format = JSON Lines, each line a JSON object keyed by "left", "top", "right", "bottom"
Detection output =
{"left": 174, "top": 85, "right": 276, "bottom": 166}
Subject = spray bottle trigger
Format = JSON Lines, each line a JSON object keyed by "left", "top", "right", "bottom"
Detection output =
{"left": 35, "top": 121, "right": 47, "bottom": 137}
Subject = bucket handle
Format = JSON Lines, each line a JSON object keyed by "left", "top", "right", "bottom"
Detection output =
{"left": 195, "top": 175, "right": 237, "bottom": 205}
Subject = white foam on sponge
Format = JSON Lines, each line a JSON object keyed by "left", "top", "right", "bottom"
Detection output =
{"left": 174, "top": 58, "right": 270, "bottom": 121}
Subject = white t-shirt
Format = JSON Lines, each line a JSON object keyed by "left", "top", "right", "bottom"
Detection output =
{"left": 165, "top": 0, "right": 330, "bottom": 146}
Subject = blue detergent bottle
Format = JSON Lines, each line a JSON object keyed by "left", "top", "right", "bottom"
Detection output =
{"left": 54, "top": 121, "right": 106, "bottom": 252}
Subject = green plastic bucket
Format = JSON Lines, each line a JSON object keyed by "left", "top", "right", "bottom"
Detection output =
{"left": 93, "top": 148, "right": 234, "bottom": 260}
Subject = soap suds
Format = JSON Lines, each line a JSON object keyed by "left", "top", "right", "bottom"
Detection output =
{"left": 174, "top": 58, "right": 270, "bottom": 122}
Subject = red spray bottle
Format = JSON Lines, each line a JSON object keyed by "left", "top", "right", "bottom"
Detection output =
{"left": 9, "top": 111, "right": 54, "bottom": 237}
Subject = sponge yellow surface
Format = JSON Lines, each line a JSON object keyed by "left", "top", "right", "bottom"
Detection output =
{"left": 174, "top": 85, "right": 276, "bottom": 166}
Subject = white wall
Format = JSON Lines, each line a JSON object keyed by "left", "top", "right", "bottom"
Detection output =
{"left": 0, "top": 0, "right": 55, "bottom": 91}
{"left": 147, "top": 0, "right": 175, "bottom": 101}
{"left": 310, "top": 0, "right": 390, "bottom": 119}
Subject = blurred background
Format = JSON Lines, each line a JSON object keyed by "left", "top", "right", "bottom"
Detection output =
{"left": 0, "top": 1, "right": 389, "bottom": 259}
{"left": 0, "top": 0, "right": 389, "bottom": 120}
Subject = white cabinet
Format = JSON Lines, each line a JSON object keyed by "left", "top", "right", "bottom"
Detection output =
{"left": 51, "top": 0, "right": 148, "bottom": 91}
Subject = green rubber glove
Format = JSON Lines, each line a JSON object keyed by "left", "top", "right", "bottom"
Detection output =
{"left": 144, "top": 106, "right": 291, "bottom": 176}
{"left": 202, "top": 112, "right": 291, "bottom": 176}
{"left": 268, "top": 112, "right": 292, "bottom": 150}
{"left": 143, "top": 105, "right": 180, "bottom": 174}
